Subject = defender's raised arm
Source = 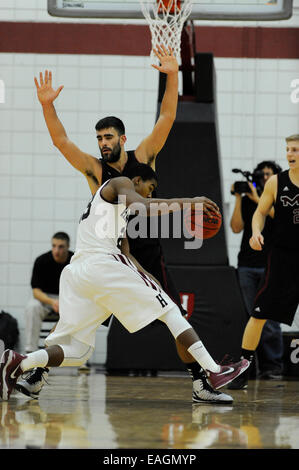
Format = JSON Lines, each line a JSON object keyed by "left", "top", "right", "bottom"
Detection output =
{"left": 34, "top": 70, "right": 96, "bottom": 175}
{"left": 135, "top": 46, "right": 179, "bottom": 168}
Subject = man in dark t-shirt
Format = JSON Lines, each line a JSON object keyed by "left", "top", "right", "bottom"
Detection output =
{"left": 25, "top": 232, "right": 73, "bottom": 353}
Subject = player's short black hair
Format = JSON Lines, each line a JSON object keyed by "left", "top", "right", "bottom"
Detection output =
{"left": 95, "top": 116, "right": 125, "bottom": 136}
{"left": 254, "top": 160, "right": 282, "bottom": 175}
{"left": 52, "top": 232, "right": 70, "bottom": 245}
{"left": 126, "top": 163, "right": 158, "bottom": 185}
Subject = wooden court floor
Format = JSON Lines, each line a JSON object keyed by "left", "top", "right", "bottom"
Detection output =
{"left": 1, "top": 368, "right": 299, "bottom": 450}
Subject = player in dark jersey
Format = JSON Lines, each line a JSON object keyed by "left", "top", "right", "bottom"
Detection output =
{"left": 228, "top": 134, "right": 299, "bottom": 389}
{"left": 17, "top": 46, "right": 232, "bottom": 404}
{"left": 229, "top": 161, "right": 284, "bottom": 389}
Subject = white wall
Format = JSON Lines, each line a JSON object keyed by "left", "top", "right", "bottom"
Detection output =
{"left": 1, "top": 0, "right": 299, "bottom": 361}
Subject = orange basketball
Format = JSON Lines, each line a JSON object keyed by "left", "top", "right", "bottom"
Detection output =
{"left": 158, "top": 0, "right": 181, "bottom": 14}
{"left": 184, "top": 208, "right": 222, "bottom": 240}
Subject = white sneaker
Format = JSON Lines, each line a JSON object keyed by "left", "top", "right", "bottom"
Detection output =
{"left": 15, "top": 367, "right": 49, "bottom": 399}
{"left": 192, "top": 373, "right": 233, "bottom": 404}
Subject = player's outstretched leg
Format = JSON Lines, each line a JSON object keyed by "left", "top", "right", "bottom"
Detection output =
{"left": 159, "top": 307, "right": 249, "bottom": 390}
{"left": 0, "top": 339, "right": 93, "bottom": 401}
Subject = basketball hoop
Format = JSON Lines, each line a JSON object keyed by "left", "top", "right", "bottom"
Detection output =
{"left": 139, "top": 0, "right": 193, "bottom": 61}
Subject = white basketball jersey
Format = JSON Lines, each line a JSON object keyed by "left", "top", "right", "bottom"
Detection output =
{"left": 74, "top": 180, "right": 130, "bottom": 256}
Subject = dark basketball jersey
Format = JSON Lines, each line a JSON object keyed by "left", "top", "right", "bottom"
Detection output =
{"left": 123, "top": 152, "right": 163, "bottom": 276}
{"left": 101, "top": 158, "right": 122, "bottom": 181}
{"left": 273, "top": 170, "right": 299, "bottom": 251}
{"left": 100, "top": 152, "right": 184, "bottom": 312}
{"left": 101, "top": 150, "right": 146, "bottom": 181}
{"left": 100, "top": 151, "right": 162, "bottom": 274}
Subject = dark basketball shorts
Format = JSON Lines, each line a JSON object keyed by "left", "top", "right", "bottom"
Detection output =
{"left": 252, "top": 246, "right": 299, "bottom": 325}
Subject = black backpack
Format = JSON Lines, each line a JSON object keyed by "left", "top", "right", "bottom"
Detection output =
{"left": 0, "top": 310, "right": 19, "bottom": 350}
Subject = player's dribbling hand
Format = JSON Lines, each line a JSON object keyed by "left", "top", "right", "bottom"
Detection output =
{"left": 192, "top": 196, "right": 220, "bottom": 217}
{"left": 151, "top": 45, "right": 179, "bottom": 74}
{"left": 249, "top": 233, "right": 264, "bottom": 251}
{"left": 34, "top": 70, "right": 64, "bottom": 105}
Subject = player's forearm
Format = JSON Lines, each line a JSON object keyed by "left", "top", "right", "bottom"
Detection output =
{"left": 252, "top": 209, "right": 266, "bottom": 235}
{"left": 42, "top": 103, "right": 68, "bottom": 147}
{"left": 143, "top": 197, "right": 201, "bottom": 215}
{"left": 32, "top": 288, "right": 54, "bottom": 307}
{"left": 268, "top": 206, "right": 275, "bottom": 219}
{"left": 115, "top": 181, "right": 218, "bottom": 215}
{"left": 160, "top": 72, "right": 178, "bottom": 121}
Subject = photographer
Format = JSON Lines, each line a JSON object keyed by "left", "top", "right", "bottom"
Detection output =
{"left": 229, "top": 161, "right": 283, "bottom": 389}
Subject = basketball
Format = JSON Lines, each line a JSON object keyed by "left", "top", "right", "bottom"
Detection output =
{"left": 184, "top": 208, "right": 222, "bottom": 240}
{"left": 158, "top": 0, "right": 181, "bottom": 14}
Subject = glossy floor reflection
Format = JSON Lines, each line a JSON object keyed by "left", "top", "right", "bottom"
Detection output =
{"left": 1, "top": 370, "right": 299, "bottom": 449}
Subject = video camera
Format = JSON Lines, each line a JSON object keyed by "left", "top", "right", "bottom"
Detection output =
{"left": 231, "top": 168, "right": 264, "bottom": 195}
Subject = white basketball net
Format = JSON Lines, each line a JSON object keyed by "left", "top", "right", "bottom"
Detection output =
{"left": 139, "top": 0, "right": 193, "bottom": 61}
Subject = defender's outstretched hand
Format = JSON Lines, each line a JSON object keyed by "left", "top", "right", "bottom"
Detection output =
{"left": 34, "top": 70, "right": 64, "bottom": 105}
{"left": 151, "top": 45, "right": 179, "bottom": 74}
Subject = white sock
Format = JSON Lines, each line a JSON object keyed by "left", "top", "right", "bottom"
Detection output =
{"left": 187, "top": 341, "right": 221, "bottom": 373}
{"left": 21, "top": 349, "right": 49, "bottom": 372}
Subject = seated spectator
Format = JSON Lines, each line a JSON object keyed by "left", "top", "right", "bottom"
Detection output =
{"left": 25, "top": 232, "right": 73, "bottom": 353}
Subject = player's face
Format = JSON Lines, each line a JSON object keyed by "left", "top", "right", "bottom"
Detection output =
{"left": 286, "top": 140, "right": 299, "bottom": 170}
{"left": 96, "top": 127, "right": 125, "bottom": 163}
{"left": 51, "top": 238, "right": 69, "bottom": 263}
{"left": 134, "top": 178, "right": 157, "bottom": 198}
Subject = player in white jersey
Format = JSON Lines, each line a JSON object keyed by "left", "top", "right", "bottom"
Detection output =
{"left": 0, "top": 164, "right": 249, "bottom": 401}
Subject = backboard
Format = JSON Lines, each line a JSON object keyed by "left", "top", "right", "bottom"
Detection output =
{"left": 48, "top": 0, "right": 293, "bottom": 20}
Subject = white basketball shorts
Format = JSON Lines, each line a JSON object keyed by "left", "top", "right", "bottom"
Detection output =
{"left": 46, "top": 252, "right": 175, "bottom": 348}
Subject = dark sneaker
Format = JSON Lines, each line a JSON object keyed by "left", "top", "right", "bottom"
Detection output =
{"left": 193, "top": 371, "right": 233, "bottom": 404}
{"left": 0, "top": 349, "right": 27, "bottom": 401}
{"left": 15, "top": 367, "right": 49, "bottom": 399}
{"left": 227, "top": 371, "right": 249, "bottom": 390}
{"left": 258, "top": 370, "right": 283, "bottom": 380}
{"left": 206, "top": 359, "right": 250, "bottom": 390}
